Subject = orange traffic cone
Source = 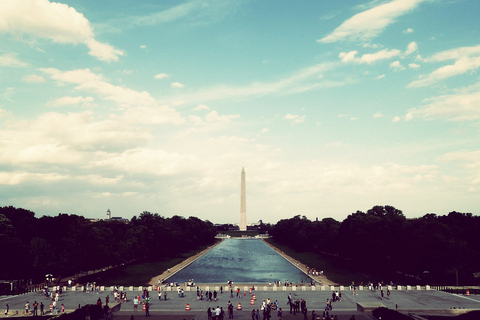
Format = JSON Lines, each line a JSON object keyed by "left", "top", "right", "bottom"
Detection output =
{"left": 237, "top": 303, "right": 242, "bottom": 310}
{"left": 250, "top": 298, "right": 255, "bottom": 305}
{"left": 186, "top": 303, "right": 190, "bottom": 311}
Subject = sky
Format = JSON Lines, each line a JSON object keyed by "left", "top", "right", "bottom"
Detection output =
{"left": 1, "top": 0, "right": 480, "bottom": 224}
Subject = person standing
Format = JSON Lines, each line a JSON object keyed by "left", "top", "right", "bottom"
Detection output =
{"left": 228, "top": 302, "right": 233, "bottom": 319}
{"left": 25, "top": 301, "right": 30, "bottom": 315}
{"left": 277, "top": 308, "right": 283, "bottom": 320}
{"left": 133, "top": 297, "right": 138, "bottom": 311}
{"left": 4, "top": 304, "right": 9, "bottom": 316}
{"left": 207, "top": 307, "right": 212, "bottom": 320}
{"left": 33, "top": 301, "right": 38, "bottom": 316}
{"left": 40, "top": 302, "right": 44, "bottom": 315}
{"left": 144, "top": 303, "right": 150, "bottom": 317}
{"left": 164, "top": 291, "right": 167, "bottom": 301}
{"left": 215, "top": 306, "right": 221, "bottom": 320}
{"left": 61, "top": 304, "right": 65, "bottom": 313}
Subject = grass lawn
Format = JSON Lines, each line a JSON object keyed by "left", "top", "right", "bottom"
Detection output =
{"left": 78, "top": 243, "right": 216, "bottom": 286}
{"left": 265, "top": 238, "right": 375, "bottom": 285}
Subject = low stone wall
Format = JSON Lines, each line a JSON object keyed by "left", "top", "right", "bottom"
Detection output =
{"left": 55, "top": 284, "right": 434, "bottom": 293}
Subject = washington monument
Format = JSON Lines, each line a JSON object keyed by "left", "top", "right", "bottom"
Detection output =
{"left": 240, "top": 167, "right": 247, "bottom": 231}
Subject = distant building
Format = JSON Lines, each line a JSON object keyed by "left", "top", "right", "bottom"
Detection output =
{"left": 103, "top": 209, "right": 129, "bottom": 223}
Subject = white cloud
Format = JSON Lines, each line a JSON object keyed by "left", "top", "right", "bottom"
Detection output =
{"left": 405, "top": 41, "right": 418, "bottom": 55}
{"left": 284, "top": 114, "right": 306, "bottom": 123}
{"left": 23, "top": 74, "right": 45, "bottom": 83}
{"left": 339, "top": 50, "right": 358, "bottom": 63}
{"left": 127, "top": 0, "right": 241, "bottom": 27}
{"left": 373, "top": 112, "right": 385, "bottom": 118}
{"left": 171, "top": 82, "right": 185, "bottom": 88}
{"left": 390, "top": 60, "right": 405, "bottom": 70}
{"left": 160, "top": 62, "right": 340, "bottom": 104}
{"left": 205, "top": 110, "right": 240, "bottom": 123}
{"left": 0, "top": 0, "right": 123, "bottom": 62}
{"left": 340, "top": 48, "right": 401, "bottom": 64}
{"left": 408, "top": 45, "right": 480, "bottom": 87}
{"left": 403, "top": 28, "right": 414, "bottom": 34}
{"left": 140, "top": 45, "right": 147, "bottom": 49}
{"left": 375, "top": 74, "right": 386, "bottom": 80}
{"left": 47, "top": 96, "right": 94, "bottom": 107}
{"left": 407, "top": 82, "right": 480, "bottom": 121}
{"left": 40, "top": 68, "right": 184, "bottom": 124}
{"left": 408, "top": 63, "right": 421, "bottom": 69}
{"left": 319, "top": 0, "right": 428, "bottom": 43}
{"left": 358, "top": 49, "right": 401, "bottom": 64}
{"left": 2, "top": 87, "right": 15, "bottom": 101}
{"left": 194, "top": 104, "right": 210, "bottom": 111}
{"left": 392, "top": 116, "right": 401, "bottom": 122}
{"left": 0, "top": 53, "right": 28, "bottom": 67}
{"left": 154, "top": 73, "right": 169, "bottom": 79}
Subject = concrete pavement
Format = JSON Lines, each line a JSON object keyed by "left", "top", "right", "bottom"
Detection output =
{"left": 2, "top": 286, "right": 480, "bottom": 320}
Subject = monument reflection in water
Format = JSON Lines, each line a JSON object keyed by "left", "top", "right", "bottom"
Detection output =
{"left": 167, "top": 238, "right": 307, "bottom": 284}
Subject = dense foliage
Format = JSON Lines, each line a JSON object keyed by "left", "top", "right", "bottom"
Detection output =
{"left": 270, "top": 206, "right": 480, "bottom": 285}
{"left": 0, "top": 206, "right": 216, "bottom": 283}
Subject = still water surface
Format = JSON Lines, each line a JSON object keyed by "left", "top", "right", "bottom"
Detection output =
{"left": 167, "top": 238, "right": 307, "bottom": 283}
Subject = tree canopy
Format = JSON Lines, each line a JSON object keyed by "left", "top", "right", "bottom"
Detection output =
{"left": 270, "top": 206, "right": 480, "bottom": 285}
{"left": 0, "top": 206, "right": 216, "bottom": 283}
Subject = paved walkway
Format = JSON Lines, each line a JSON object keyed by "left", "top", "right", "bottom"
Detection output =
{"left": 2, "top": 287, "right": 480, "bottom": 320}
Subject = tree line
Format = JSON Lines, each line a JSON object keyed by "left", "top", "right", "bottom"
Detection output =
{"left": 0, "top": 206, "right": 217, "bottom": 284}
{"left": 2, "top": 204, "right": 479, "bottom": 286}
{"left": 269, "top": 205, "right": 480, "bottom": 285}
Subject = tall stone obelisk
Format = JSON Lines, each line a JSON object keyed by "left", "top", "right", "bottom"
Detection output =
{"left": 239, "top": 167, "right": 247, "bottom": 231}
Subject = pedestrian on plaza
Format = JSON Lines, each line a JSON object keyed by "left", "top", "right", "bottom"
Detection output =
{"left": 228, "top": 301, "right": 233, "bottom": 319}
{"left": 255, "top": 309, "right": 260, "bottom": 320}
{"left": 133, "top": 297, "right": 138, "bottom": 311}
{"left": 311, "top": 310, "right": 315, "bottom": 320}
{"left": 40, "top": 302, "right": 44, "bottom": 315}
{"left": 219, "top": 307, "right": 225, "bottom": 320}
{"left": 144, "top": 303, "right": 150, "bottom": 317}
{"left": 52, "top": 300, "right": 57, "bottom": 314}
{"left": 207, "top": 307, "right": 212, "bottom": 320}
{"left": 61, "top": 304, "right": 65, "bottom": 313}
{"left": 387, "top": 289, "right": 391, "bottom": 299}
{"left": 4, "top": 304, "right": 9, "bottom": 316}
{"left": 164, "top": 292, "right": 167, "bottom": 301}
{"left": 277, "top": 308, "right": 283, "bottom": 320}
{"left": 33, "top": 301, "right": 38, "bottom": 316}
{"left": 25, "top": 301, "right": 30, "bottom": 315}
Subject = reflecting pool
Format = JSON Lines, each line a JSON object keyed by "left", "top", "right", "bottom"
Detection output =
{"left": 167, "top": 238, "right": 307, "bottom": 283}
